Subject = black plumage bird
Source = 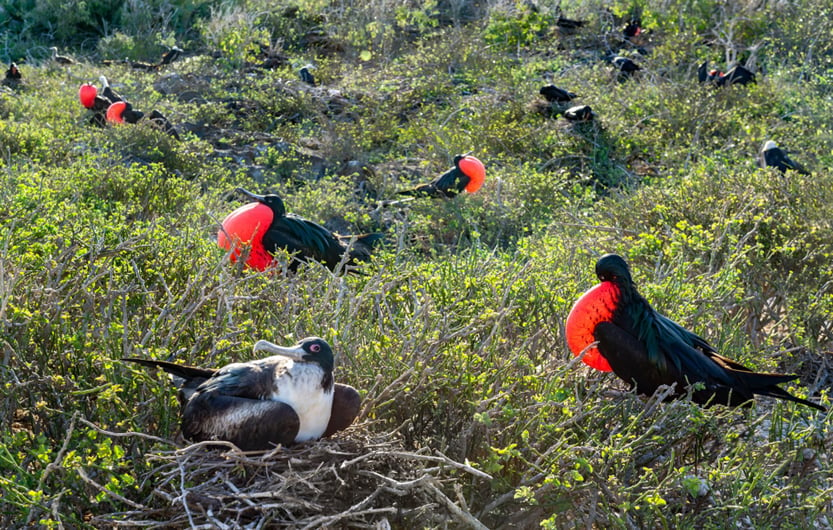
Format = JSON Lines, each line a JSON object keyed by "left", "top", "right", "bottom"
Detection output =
{"left": 397, "top": 154, "right": 486, "bottom": 198}
{"left": 566, "top": 254, "right": 825, "bottom": 411}
{"left": 147, "top": 109, "right": 181, "bottom": 140}
{"left": 564, "top": 104, "right": 594, "bottom": 122}
{"left": 556, "top": 14, "right": 586, "bottom": 29}
{"left": 698, "top": 61, "right": 756, "bottom": 86}
{"left": 611, "top": 56, "right": 640, "bottom": 77}
{"left": 299, "top": 66, "right": 316, "bottom": 86}
{"left": 219, "top": 188, "right": 384, "bottom": 272}
{"left": 3, "top": 62, "right": 21, "bottom": 88}
{"left": 623, "top": 19, "right": 642, "bottom": 39}
{"left": 539, "top": 85, "right": 578, "bottom": 103}
{"left": 761, "top": 141, "right": 809, "bottom": 175}
{"left": 159, "top": 45, "right": 183, "bottom": 66}
{"left": 124, "top": 337, "right": 362, "bottom": 450}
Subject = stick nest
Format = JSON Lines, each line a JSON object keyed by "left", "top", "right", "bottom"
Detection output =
{"left": 91, "top": 425, "right": 490, "bottom": 529}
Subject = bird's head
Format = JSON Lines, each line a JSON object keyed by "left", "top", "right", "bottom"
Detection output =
{"left": 762, "top": 140, "right": 778, "bottom": 153}
{"left": 595, "top": 253, "right": 633, "bottom": 285}
{"left": 454, "top": 154, "right": 486, "bottom": 193}
{"left": 236, "top": 187, "right": 287, "bottom": 217}
{"left": 252, "top": 337, "right": 334, "bottom": 373}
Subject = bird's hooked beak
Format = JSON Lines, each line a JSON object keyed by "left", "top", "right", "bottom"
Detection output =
{"left": 252, "top": 340, "right": 306, "bottom": 360}
{"left": 236, "top": 187, "right": 267, "bottom": 204}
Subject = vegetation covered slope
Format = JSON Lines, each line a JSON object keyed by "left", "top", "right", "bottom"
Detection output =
{"left": 1, "top": 0, "right": 833, "bottom": 527}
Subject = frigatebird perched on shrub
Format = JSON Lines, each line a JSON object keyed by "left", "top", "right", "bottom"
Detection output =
{"left": 398, "top": 154, "right": 486, "bottom": 198}
{"left": 124, "top": 337, "right": 361, "bottom": 450}
{"left": 697, "top": 61, "right": 756, "bottom": 86}
{"left": 219, "top": 188, "right": 384, "bottom": 272}
{"left": 610, "top": 55, "right": 640, "bottom": 77}
{"left": 564, "top": 104, "right": 594, "bottom": 121}
{"left": 623, "top": 19, "right": 642, "bottom": 39}
{"left": 540, "top": 85, "right": 578, "bottom": 104}
{"left": 50, "top": 47, "right": 75, "bottom": 65}
{"left": 566, "top": 254, "right": 825, "bottom": 411}
{"left": 3, "top": 62, "right": 21, "bottom": 88}
{"left": 761, "top": 140, "right": 809, "bottom": 175}
{"left": 556, "top": 14, "right": 586, "bottom": 30}
{"left": 299, "top": 66, "right": 316, "bottom": 86}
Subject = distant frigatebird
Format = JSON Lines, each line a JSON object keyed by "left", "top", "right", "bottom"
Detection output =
{"left": 761, "top": 140, "right": 809, "bottom": 175}
{"left": 397, "top": 154, "right": 486, "bottom": 198}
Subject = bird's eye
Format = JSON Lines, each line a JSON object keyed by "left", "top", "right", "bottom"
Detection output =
{"left": 310, "top": 344, "right": 320, "bottom": 353}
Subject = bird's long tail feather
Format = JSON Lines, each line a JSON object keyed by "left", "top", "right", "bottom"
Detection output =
{"left": 122, "top": 358, "right": 215, "bottom": 381}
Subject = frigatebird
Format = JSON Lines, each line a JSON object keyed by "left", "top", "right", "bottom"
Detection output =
{"left": 556, "top": 14, "right": 586, "bottom": 30}
{"left": 218, "top": 188, "right": 384, "bottom": 272}
{"left": 3, "top": 62, "right": 21, "bottom": 88}
{"left": 106, "top": 101, "right": 145, "bottom": 124}
{"left": 124, "top": 337, "right": 362, "bottom": 450}
{"left": 159, "top": 45, "right": 184, "bottom": 66}
{"left": 564, "top": 104, "right": 594, "bottom": 122}
{"left": 565, "top": 254, "right": 825, "bottom": 411}
{"left": 50, "top": 47, "right": 75, "bottom": 65}
{"left": 610, "top": 55, "right": 640, "bottom": 77}
{"left": 539, "top": 85, "right": 578, "bottom": 103}
{"left": 146, "top": 109, "right": 181, "bottom": 140}
{"left": 623, "top": 19, "right": 642, "bottom": 39}
{"left": 397, "top": 154, "right": 486, "bottom": 198}
{"left": 697, "top": 61, "right": 756, "bottom": 86}
{"left": 299, "top": 66, "right": 316, "bottom": 86}
{"left": 761, "top": 140, "right": 809, "bottom": 175}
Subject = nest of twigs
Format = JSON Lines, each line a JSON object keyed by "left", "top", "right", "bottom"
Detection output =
{"left": 91, "top": 424, "right": 490, "bottom": 529}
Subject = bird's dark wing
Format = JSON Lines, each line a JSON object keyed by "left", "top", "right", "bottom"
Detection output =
{"left": 432, "top": 167, "right": 468, "bottom": 195}
{"left": 725, "top": 65, "right": 756, "bottom": 85}
{"left": 697, "top": 61, "right": 708, "bottom": 83}
{"left": 196, "top": 359, "right": 285, "bottom": 400}
{"left": 263, "top": 215, "right": 344, "bottom": 268}
{"left": 324, "top": 383, "right": 361, "bottom": 437}
{"left": 595, "top": 321, "right": 681, "bottom": 396}
{"left": 765, "top": 149, "right": 809, "bottom": 174}
{"left": 147, "top": 109, "right": 181, "bottom": 140}
{"left": 182, "top": 392, "right": 300, "bottom": 450}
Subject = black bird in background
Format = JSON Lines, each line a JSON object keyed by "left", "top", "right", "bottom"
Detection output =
{"left": 610, "top": 55, "right": 641, "bottom": 77}
{"left": 299, "top": 66, "right": 316, "bottom": 86}
{"left": 563, "top": 104, "right": 594, "bottom": 121}
{"left": 3, "top": 62, "right": 22, "bottom": 88}
{"left": 566, "top": 254, "right": 825, "bottom": 411}
{"left": 539, "top": 85, "right": 578, "bottom": 103}
{"left": 761, "top": 140, "right": 809, "bottom": 175}
{"left": 397, "top": 154, "right": 486, "bottom": 198}
{"left": 698, "top": 61, "right": 756, "bottom": 86}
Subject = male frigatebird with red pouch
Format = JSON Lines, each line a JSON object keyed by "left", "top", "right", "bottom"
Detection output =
{"left": 124, "top": 337, "right": 361, "bottom": 450}
{"left": 566, "top": 254, "right": 824, "bottom": 410}
{"left": 398, "top": 154, "right": 486, "bottom": 198}
{"left": 219, "top": 188, "right": 384, "bottom": 272}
